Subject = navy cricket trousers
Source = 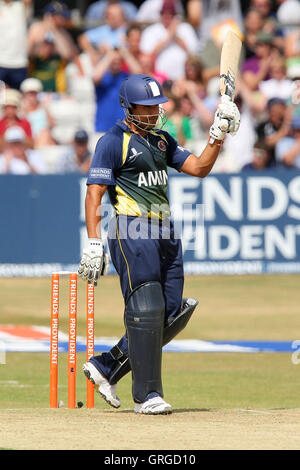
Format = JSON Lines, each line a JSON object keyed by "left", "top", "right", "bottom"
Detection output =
{"left": 91, "top": 215, "right": 184, "bottom": 381}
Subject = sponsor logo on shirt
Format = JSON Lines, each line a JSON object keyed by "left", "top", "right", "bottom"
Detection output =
{"left": 158, "top": 140, "right": 166, "bottom": 151}
{"left": 128, "top": 147, "right": 143, "bottom": 160}
{"left": 89, "top": 168, "right": 112, "bottom": 179}
{"left": 138, "top": 170, "right": 168, "bottom": 187}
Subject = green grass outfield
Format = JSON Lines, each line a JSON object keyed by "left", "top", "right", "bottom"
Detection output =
{"left": 1, "top": 274, "right": 300, "bottom": 411}
{"left": 1, "top": 352, "right": 300, "bottom": 411}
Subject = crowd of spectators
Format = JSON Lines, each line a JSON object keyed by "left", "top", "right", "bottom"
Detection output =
{"left": 0, "top": 0, "right": 299, "bottom": 174}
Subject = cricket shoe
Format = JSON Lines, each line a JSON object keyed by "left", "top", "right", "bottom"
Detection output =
{"left": 83, "top": 361, "right": 121, "bottom": 409}
{"left": 134, "top": 396, "right": 172, "bottom": 415}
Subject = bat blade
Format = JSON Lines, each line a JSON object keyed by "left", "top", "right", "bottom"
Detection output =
{"left": 219, "top": 30, "right": 242, "bottom": 101}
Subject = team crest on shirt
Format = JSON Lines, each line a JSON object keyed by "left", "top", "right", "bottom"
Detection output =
{"left": 157, "top": 140, "right": 166, "bottom": 152}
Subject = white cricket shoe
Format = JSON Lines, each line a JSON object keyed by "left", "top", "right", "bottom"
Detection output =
{"left": 134, "top": 396, "right": 172, "bottom": 415}
{"left": 83, "top": 362, "right": 121, "bottom": 409}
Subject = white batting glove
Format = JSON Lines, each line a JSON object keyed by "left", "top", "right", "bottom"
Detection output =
{"left": 218, "top": 95, "right": 241, "bottom": 135}
{"left": 209, "top": 113, "right": 227, "bottom": 141}
{"left": 209, "top": 95, "right": 241, "bottom": 141}
{"left": 78, "top": 238, "right": 109, "bottom": 286}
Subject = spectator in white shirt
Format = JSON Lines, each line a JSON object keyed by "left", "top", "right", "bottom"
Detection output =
{"left": 0, "top": 0, "right": 32, "bottom": 89}
{"left": 258, "top": 55, "right": 293, "bottom": 105}
{"left": 140, "top": 0, "right": 199, "bottom": 80}
{"left": 0, "top": 126, "right": 47, "bottom": 174}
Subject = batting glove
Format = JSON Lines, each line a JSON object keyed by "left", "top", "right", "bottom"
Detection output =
{"left": 218, "top": 95, "right": 241, "bottom": 135}
{"left": 78, "top": 238, "right": 109, "bottom": 286}
{"left": 209, "top": 95, "right": 241, "bottom": 141}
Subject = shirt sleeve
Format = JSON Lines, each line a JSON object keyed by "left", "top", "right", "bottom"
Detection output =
{"left": 161, "top": 131, "right": 191, "bottom": 171}
{"left": 86, "top": 26, "right": 103, "bottom": 46}
{"left": 87, "top": 133, "right": 122, "bottom": 185}
{"left": 22, "top": 119, "right": 32, "bottom": 138}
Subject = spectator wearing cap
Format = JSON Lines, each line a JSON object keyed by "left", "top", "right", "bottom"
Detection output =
{"left": 136, "top": 0, "right": 183, "bottom": 24}
{"left": 85, "top": 0, "right": 137, "bottom": 28}
{"left": 0, "top": 126, "right": 47, "bottom": 174}
{"left": 275, "top": 117, "right": 300, "bottom": 169}
{"left": 242, "top": 31, "right": 277, "bottom": 91}
{"left": 28, "top": 31, "right": 70, "bottom": 93}
{"left": 0, "top": 89, "right": 33, "bottom": 151}
{"left": 0, "top": 0, "right": 32, "bottom": 90}
{"left": 140, "top": 0, "right": 199, "bottom": 80}
{"left": 55, "top": 130, "right": 92, "bottom": 173}
{"left": 28, "top": 2, "right": 78, "bottom": 92}
{"left": 256, "top": 97, "right": 291, "bottom": 167}
{"left": 20, "top": 78, "right": 55, "bottom": 147}
{"left": 78, "top": 4, "right": 127, "bottom": 66}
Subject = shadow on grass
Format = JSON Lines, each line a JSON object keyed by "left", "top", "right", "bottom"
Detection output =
{"left": 116, "top": 408, "right": 211, "bottom": 414}
{"left": 173, "top": 408, "right": 211, "bottom": 413}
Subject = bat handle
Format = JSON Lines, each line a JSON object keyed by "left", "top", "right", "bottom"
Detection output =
{"left": 220, "top": 92, "right": 233, "bottom": 132}
{"left": 225, "top": 85, "right": 234, "bottom": 100}
{"left": 220, "top": 117, "right": 231, "bottom": 132}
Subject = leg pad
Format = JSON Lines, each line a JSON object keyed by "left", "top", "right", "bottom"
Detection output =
{"left": 109, "top": 297, "right": 198, "bottom": 386}
{"left": 125, "top": 281, "right": 165, "bottom": 403}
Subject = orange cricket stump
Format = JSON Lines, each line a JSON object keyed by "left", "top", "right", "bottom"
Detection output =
{"left": 50, "top": 273, "right": 59, "bottom": 408}
{"left": 68, "top": 273, "right": 78, "bottom": 409}
{"left": 50, "top": 272, "right": 95, "bottom": 409}
{"left": 86, "top": 282, "right": 95, "bottom": 408}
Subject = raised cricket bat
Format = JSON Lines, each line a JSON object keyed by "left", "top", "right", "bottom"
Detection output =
{"left": 219, "top": 30, "right": 242, "bottom": 131}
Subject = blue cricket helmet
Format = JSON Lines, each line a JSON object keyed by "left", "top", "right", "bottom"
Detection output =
{"left": 119, "top": 74, "right": 168, "bottom": 109}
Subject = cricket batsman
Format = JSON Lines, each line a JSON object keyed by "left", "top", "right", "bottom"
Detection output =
{"left": 78, "top": 74, "right": 240, "bottom": 415}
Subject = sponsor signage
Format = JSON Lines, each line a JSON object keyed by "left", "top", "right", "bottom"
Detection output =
{"left": 0, "top": 171, "right": 299, "bottom": 276}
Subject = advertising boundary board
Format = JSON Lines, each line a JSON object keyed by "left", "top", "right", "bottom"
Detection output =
{"left": 0, "top": 171, "right": 299, "bottom": 276}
